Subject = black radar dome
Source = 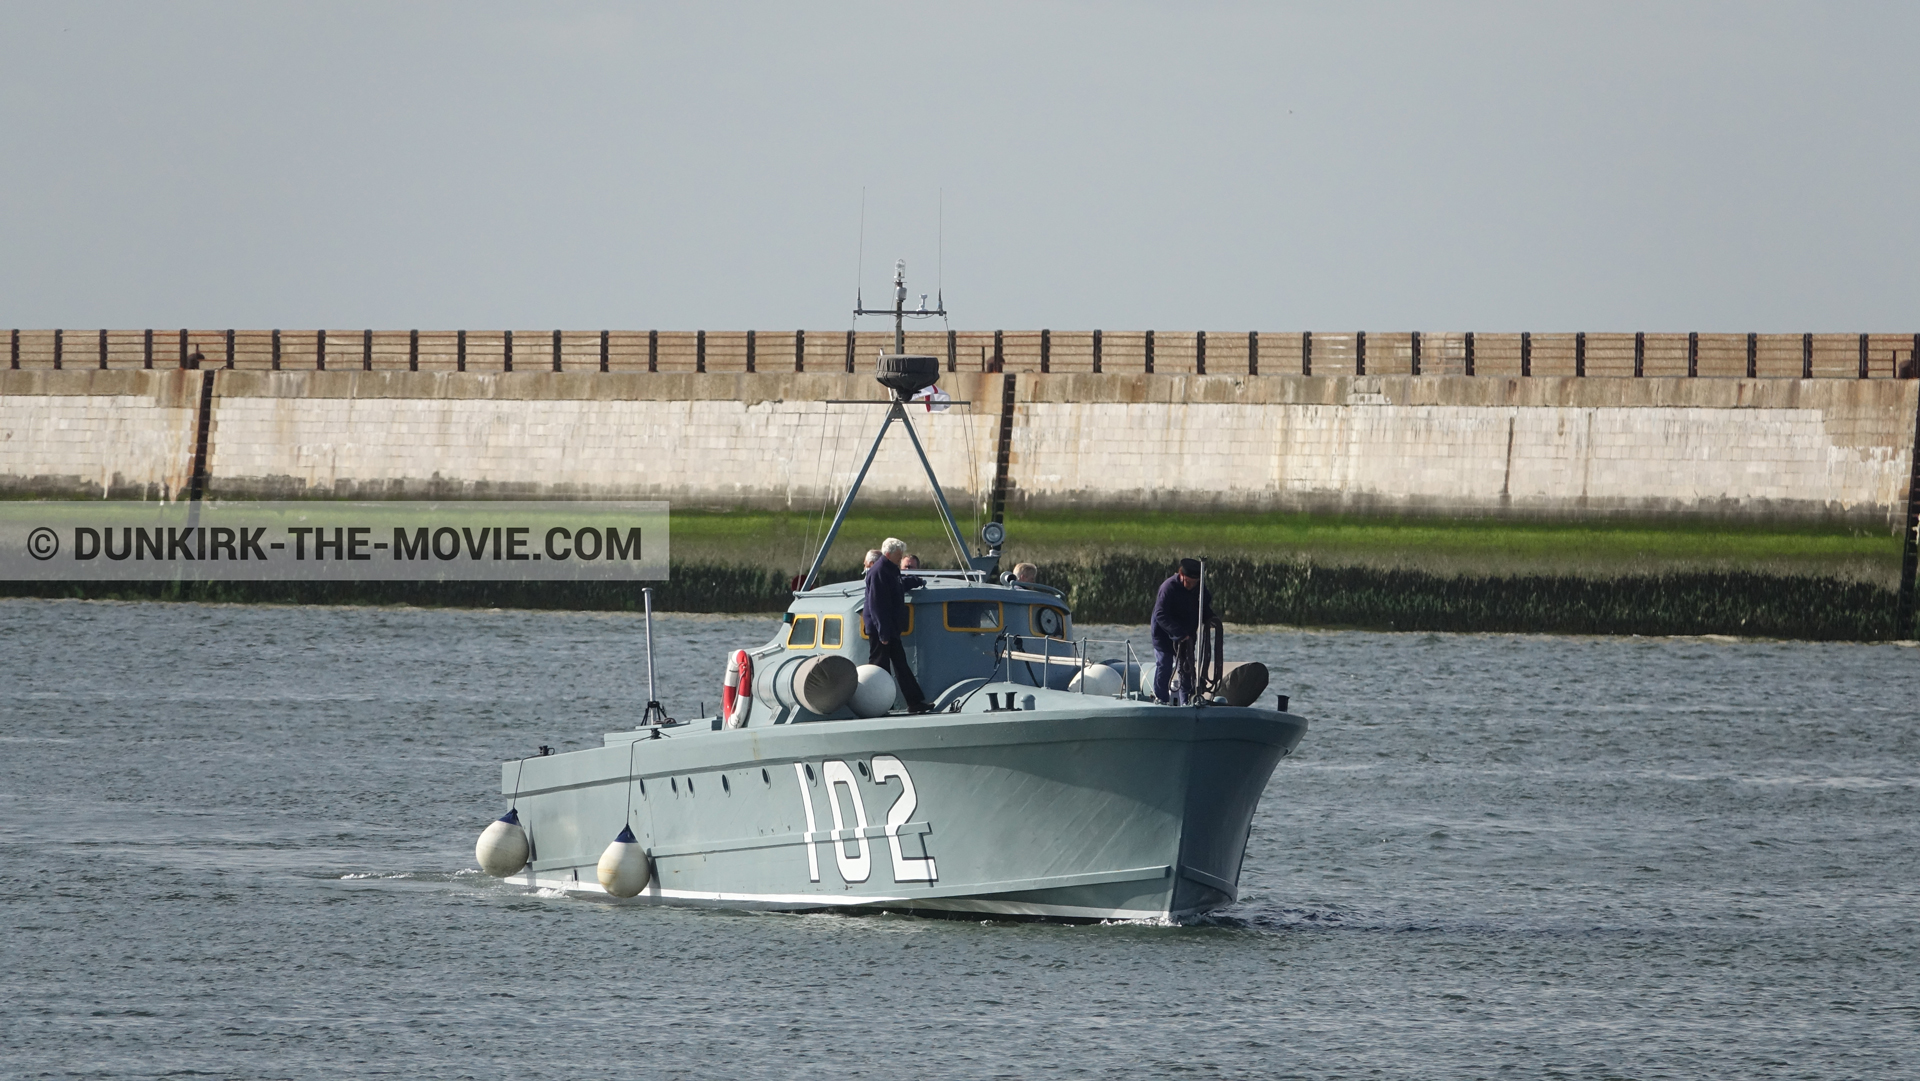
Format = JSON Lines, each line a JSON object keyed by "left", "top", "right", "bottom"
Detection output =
{"left": 875, "top": 354, "right": 942, "bottom": 398}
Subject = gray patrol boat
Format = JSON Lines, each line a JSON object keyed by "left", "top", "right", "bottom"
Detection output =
{"left": 472, "top": 267, "right": 1308, "bottom": 920}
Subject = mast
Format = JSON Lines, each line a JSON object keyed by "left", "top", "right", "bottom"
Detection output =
{"left": 894, "top": 259, "right": 906, "bottom": 356}
{"left": 855, "top": 258, "right": 945, "bottom": 352}
{"left": 799, "top": 262, "right": 983, "bottom": 591}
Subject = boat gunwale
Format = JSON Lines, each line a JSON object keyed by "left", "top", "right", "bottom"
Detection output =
{"left": 501, "top": 706, "right": 1305, "bottom": 800}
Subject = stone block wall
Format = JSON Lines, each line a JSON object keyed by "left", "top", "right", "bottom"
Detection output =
{"left": 205, "top": 372, "right": 1003, "bottom": 511}
{"left": 0, "top": 370, "right": 203, "bottom": 499}
{"left": 0, "top": 369, "right": 1913, "bottom": 529}
{"left": 1011, "top": 375, "right": 1915, "bottom": 523}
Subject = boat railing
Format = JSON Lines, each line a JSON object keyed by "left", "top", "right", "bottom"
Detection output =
{"left": 995, "top": 634, "right": 1142, "bottom": 696}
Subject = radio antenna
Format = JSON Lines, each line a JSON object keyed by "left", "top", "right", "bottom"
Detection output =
{"left": 855, "top": 188, "right": 867, "bottom": 312}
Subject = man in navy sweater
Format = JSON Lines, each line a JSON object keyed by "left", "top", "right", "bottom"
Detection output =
{"left": 863, "top": 536, "right": 929, "bottom": 712}
{"left": 1150, "top": 558, "right": 1216, "bottom": 704}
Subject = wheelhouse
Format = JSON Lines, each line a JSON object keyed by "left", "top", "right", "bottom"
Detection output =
{"left": 756, "top": 573, "right": 1080, "bottom": 718}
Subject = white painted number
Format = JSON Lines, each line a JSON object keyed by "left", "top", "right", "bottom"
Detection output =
{"left": 821, "top": 760, "right": 873, "bottom": 884}
{"left": 871, "top": 754, "right": 937, "bottom": 882}
{"left": 796, "top": 756, "right": 937, "bottom": 886}
{"left": 793, "top": 762, "right": 820, "bottom": 882}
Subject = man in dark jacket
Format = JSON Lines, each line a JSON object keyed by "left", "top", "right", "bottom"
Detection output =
{"left": 863, "top": 536, "right": 929, "bottom": 712}
{"left": 1150, "top": 557, "right": 1216, "bottom": 704}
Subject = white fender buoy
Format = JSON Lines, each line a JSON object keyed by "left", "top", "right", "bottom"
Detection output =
{"left": 851, "top": 664, "right": 898, "bottom": 717}
{"left": 596, "top": 824, "right": 650, "bottom": 898}
{"left": 475, "top": 808, "right": 529, "bottom": 877}
{"left": 723, "top": 649, "right": 753, "bottom": 729}
{"left": 1068, "top": 663, "right": 1124, "bottom": 696}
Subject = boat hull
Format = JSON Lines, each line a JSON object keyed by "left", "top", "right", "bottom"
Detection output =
{"left": 499, "top": 702, "right": 1306, "bottom": 921}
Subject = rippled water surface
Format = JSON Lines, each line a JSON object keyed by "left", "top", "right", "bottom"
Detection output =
{"left": 2, "top": 598, "right": 1917, "bottom": 1079}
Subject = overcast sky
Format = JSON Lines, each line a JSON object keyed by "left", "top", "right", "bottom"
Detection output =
{"left": 2, "top": 2, "right": 1916, "bottom": 332}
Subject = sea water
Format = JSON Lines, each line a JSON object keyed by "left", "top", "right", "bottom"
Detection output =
{"left": 1, "top": 598, "right": 1915, "bottom": 1079}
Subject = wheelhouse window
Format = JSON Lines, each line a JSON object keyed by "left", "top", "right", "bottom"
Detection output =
{"left": 787, "top": 615, "right": 818, "bottom": 648}
{"left": 821, "top": 615, "right": 843, "bottom": 647}
{"left": 944, "top": 600, "right": 1003, "bottom": 632}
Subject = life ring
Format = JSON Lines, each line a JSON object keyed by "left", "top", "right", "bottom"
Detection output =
{"left": 722, "top": 649, "right": 753, "bottom": 729}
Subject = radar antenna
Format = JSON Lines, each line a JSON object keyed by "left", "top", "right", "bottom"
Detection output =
{"left": 855, "top": 258, "right": 947, "bottom": 356}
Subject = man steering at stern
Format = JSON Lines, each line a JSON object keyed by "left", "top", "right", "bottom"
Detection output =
{"left": 863, "top": 536, "right": 930, "bottom": 713}
{"left": 1150, "top": 557, "right": 1217, "bottom": 705}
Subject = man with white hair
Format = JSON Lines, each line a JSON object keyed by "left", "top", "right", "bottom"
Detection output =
{"left": 863, "top": 549, "right": 883, "bottom": 570}
{"left": 862, "top": 536, "right": 929, "bottom": 712}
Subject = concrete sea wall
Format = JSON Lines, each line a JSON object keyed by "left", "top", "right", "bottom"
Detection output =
{"left": 2, "top": 369, "right": 1915, "bottom": 528}
{"left": 1014, "top": 374, "right": 1917, "bottom": 524}
{"left": 0, "top": 370, "right": 203, "bottom": 500}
